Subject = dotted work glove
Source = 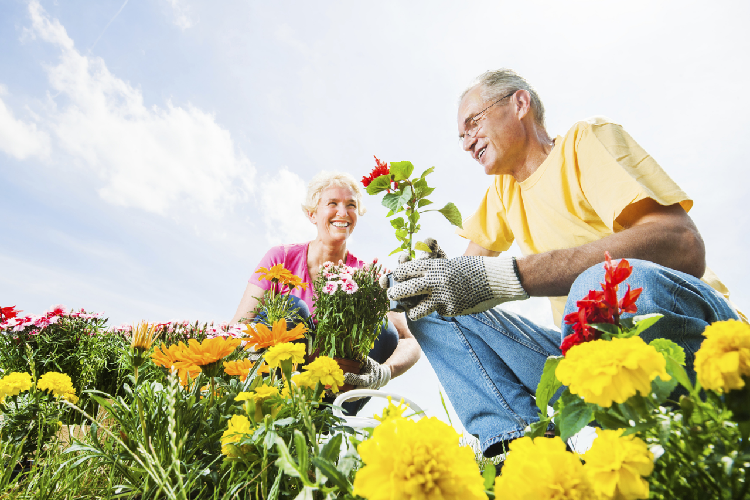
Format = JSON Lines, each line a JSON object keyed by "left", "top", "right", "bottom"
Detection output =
{"left": 388, "top": 255, "right": 529, "bottom": 321}
{"left": 379, "top": 238, "right": 447, "bottom": 312}
{"left": 343, "top": 356, "right": 391, "bottom": 390}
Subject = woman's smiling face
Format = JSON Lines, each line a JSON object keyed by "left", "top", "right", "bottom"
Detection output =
{"left": 310, "top": 185, "right": 358, "bottom": 243}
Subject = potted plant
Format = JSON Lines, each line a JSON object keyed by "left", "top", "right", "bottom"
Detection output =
{"left": 311, "top": 260, "right": 390, "bottom": 389}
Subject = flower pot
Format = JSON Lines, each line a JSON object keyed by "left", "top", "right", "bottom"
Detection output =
{"left": 334, "top": 357, "right": 362, "bottom": 393}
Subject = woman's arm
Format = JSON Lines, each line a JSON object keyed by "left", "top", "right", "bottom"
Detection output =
{"left": 381, "top": 311, "right": 421, "bottom": 378}
{"left": 229, "top": 283, "right": 266, "bottom": 325}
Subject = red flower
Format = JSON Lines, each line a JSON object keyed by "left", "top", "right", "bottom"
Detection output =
{"left": 561, "top": 252, "right": 643, "bottom": 355}
{"left": 0, "top": 306, "right": 20, "bottom": 322}
{"left": 362, "top": 156, "right": 392, "bottom": 188}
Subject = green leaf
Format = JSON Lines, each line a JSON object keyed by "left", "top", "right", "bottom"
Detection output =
{"left": 419, "top": 166, "right": 435, "bottom": 179}
{"left": 390, "top": 161, "right": 415, "bottom": 182}
{"left": 436, "top": 202, "right": 463, "bottom": 228}
{"left": 417, "top": 199, "right": 433, "bottom": 208}
{"left": 311, "top": 457, "right": 352, "bottom": 493}
{"left": 413, "top": 178, "right": 435, "bottom": 199}
{"left": 388, "top": 247, "right": 403, "bottom": 256}
{"left": 390, "top": 217, "right": 405, "bottom": 229}
{"left": 381, "top": 185, "right": 413, "bottom": 212}
{"left": 629, "top": 313, "right": 663, "bottom": 336}
{"left": 593, "top": 409, "right": 629, "bottom": 430}
{"left": 294, "top": 430, "right": 309, "bottom": 473}
{"left": 588, "top": 323, "right": 620, "bottom": 336}
{"left": 408, "top": 211, "right": 420, "bottom": 224}
{"left": 365, "top": 174, "right": 392, "bottom": 195}
{"left": 665, "top": 355, "right": 694, "bottom": 393}
{"left": 319, "top": 433, "right": 343, "bottom": 462}
{"left": 651, "top": 374, "right": 679, "bottom": 404}
{"left": 650, "top": 338, "right": 686, "bottom": 366}
{"left": 558, "top": 390, "right": 594, "bottom": 441}
{"left": 536, "top": 356, "right": 564, "bottom": 413}
{"left": 482, "top": 463, "right": 496, "bottom": 490}
{"left": 274, "top": 436, "right": 302, "bottom": 478}
{"left": 414, "top": 241, "right": 431, "bottom": 253}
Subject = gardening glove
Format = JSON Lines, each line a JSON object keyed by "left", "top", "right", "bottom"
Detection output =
{"left": 379, "top": 238, "right": 447, "bottom": 311}
{"left": 388, "top": 255, "right": 529, "bottom": 321}
{"left": 343, "top": 356, "right": 391, "bottom": 390}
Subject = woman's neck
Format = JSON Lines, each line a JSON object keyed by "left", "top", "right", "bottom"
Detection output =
{"left": 307, "top": 238, "right": 348, "bottom": 277}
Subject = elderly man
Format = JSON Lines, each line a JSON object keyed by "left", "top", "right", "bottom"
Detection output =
{"left": 388, "top": 68, "right": 744, "bottom": 457}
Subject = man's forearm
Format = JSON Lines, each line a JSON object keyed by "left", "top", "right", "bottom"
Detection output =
{"left": 383, "top": 338, "right": 421, "bottom": 378}
{"left": 516, "top": 211, "right": 705, "bottom": 297}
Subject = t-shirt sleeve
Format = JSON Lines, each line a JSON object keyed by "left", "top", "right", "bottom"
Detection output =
{"left": 248, "top": 246, "right": 286, "bottom": 291}
{"left": 577, "top": 120, "right": 692, "bottom": 230}
{"left": 455, "top": 178, "right": 514, "bottom": 252}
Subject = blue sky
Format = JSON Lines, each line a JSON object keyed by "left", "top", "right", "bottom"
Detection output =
{"left": 2, "top": 0, "right": 749, "bottom": 425}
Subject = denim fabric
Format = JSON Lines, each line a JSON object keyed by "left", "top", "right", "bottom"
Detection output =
{"left": 407, "top": 259, "right": 740, "bottom": 457}
{"left": 255, "top": 296, "right": 398, "bottom": 416}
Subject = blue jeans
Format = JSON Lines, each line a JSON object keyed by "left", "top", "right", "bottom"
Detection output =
{"left": 407, "top": 259, "right": 740, "bottom": 457}
{"left": 254, "top": 296, "right": 398, "bottom": 416}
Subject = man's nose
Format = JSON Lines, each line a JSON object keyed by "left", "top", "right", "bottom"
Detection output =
{"left": 462, "top": 133, "right": 477, "bottom": 152}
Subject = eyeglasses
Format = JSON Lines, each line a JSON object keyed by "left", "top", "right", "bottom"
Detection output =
{"left": 458, "top": 90, "right": 516, "bottom": 145}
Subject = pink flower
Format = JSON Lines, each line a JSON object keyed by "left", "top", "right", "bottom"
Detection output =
{"left": 339, "top": 273, "right": 353, "bottom": 282}
{"left": 323, "top": 261, "right": 334, "bottom": 269}
{"left": 343, "top": 281, "right": 359, "bottom": 294}
{"left": 323, "top": 281, "right": 340, "bottom": 294}
{"left": 47, "top": 304, "right": 67, "bottom": 316}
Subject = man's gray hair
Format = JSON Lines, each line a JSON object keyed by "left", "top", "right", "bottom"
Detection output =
{"left": 461, "top": 69, "right": 546, "bottom": 128}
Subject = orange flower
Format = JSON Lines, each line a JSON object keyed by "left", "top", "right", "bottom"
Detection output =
{"left": 223, "top": 359, "right": 266, "bottom": 381}
{"left": 256, "top": 264, "right": 307, "bottom": 290}
{"left": 151, "top": 343, "right": 186, "bottom": 369}
{"left": 175, "top": 337, "right": 242, "bottom": 367}
{"left": 244, "top": 319, "right": 307, "bottom": 350}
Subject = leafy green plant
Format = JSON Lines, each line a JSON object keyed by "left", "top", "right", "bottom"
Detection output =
{"left": 312, "top": 261, "right": 390, "bottom": 361}
{"left": 362, "top": 157, "right": 463, "bottom": 260}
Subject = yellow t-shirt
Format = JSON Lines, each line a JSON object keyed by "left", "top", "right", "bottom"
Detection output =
{"left": 457, "top": 116, "right": 743, "bottom": 327}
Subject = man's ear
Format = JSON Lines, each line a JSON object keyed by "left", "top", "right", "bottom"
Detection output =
{"left": 514, "top": 89, "right": 532, "bottom": 120}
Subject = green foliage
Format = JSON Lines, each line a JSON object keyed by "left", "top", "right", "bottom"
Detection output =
{"left": 365, "top": 160, "right": 463, "bottom": 260}
{"left": 312, "top": 262, "right": 390, "bottom": 361}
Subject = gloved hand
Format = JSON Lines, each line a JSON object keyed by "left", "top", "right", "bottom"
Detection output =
{"left": 379, "top": 238, "right": 447, "bottom": 311}
{"left": 388, "top": 255, "right": 529, "bottom": 321}
{"left": 343, "top": 356, "right": 391, "bottom": 390}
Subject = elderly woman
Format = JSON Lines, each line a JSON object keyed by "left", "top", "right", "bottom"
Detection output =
{"left": 230, "top": 171, "right": 420, "bottom": 413}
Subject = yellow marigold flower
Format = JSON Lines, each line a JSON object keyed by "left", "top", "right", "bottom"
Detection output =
{"left": 250, "top": 385, "right": 279, "bottom": 400}
{"left": 176, "top": 337, "right": 242, "bottom": 367}
{"left": 130, "top": 321, "right": 159, "bottom": 350}
{"left": 223, "top": 359, "right": 260, "bottom": 382}
{"left": 583, "top": 429, "right": 653, "bottom": 500}
{"left": 695, "top": 320, "right": 750, "bottom": 393}
{"left": 556, "top": 337, "right": 670, "bottom": 407}
{"left": 37, "top": 372, "right": 76, "bottom": 398}
{"left": 243, "top": 319, "right": 307, "bottom": 350}
{"left": 235, "top": 392, "right": 253, "bottom": 402}
{"left": 303, "top": 356, "right": 345, "bottom": 393}
{"left": 0, "top": 372, "right": 32, "bottom": 398}
{"left": 291, "top": 372, "right": 315, "bottom": 389}
{"left": 265, "top": 342, "right": 306, "bottom": 369}
{"left": 495, "top": 436, "right": 596, "bottom": 499}
{"left": 373, "top": 396, "right": 409, "bottom": 423}
{"left": 63, "top": 392, "right": 80, "bottom": 404}
{"left": 221, "top": 414, "right": 255, "bottom": 457}
{"left": 353, "top": 417, "right": 486, "bottom": 500}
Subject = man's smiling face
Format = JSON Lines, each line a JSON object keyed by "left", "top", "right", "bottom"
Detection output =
{"left": 457, "top": 86, "right": 524, "bottom": 177}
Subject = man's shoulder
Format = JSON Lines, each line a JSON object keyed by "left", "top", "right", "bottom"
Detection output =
{"left": 564, "top": 116, "right": 621, "bottom": 136}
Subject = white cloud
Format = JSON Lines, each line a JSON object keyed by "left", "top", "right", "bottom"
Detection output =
{"left": 0, "top": 86, "right": 50, "bottom": 160}
{"left": 26, "top": 0, "right": 251, "bottom": 216}
{"left": 163, "top": 0, "right": 194, "bottom": 30}
{"left": 258, "top": 167, "right": 316, "bottom": 246}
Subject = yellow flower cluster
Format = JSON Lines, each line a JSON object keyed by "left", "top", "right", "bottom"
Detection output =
{"left": 353, "top": 417, "right": 486, "bottom": 500}
{"left": 373, "top": 396, "right": 409, "bottom": 423}
{"left": 221, "top": 414, "right": 255, "bottom": 457}
{"left": 495, "top": 436, "right": 597, "bottom": 499}
{"left": 583, "top": 429, "right": 653, "bottom": 500}
{"left": 695, "top": 320, "right": 750, "bottom": 393}
{"left": 236, "top": 385, "right": 280, "bottom": 402}
{"left": 0, "top": 372, "right": 32, "bottom": 400}
{"left": 556, "top": 337, "right": 669, "bottom": 407}
{"left": 495, "top": 431, "right": 654, "bottom": 500}
{"left": 302, "top": 356, "right": 344, "bottom": 393}
{"left": 37, "top": 372, "right": 78, "bottom": 403}
{"left": 265, "top": 343, "right": 306, "bottom": 368}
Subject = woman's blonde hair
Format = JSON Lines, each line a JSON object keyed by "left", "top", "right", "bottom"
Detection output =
{"left": 301, "top": 171, "right": 367, "bottom": 216}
